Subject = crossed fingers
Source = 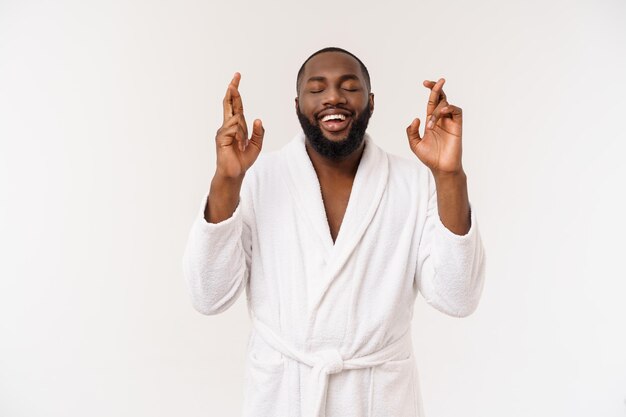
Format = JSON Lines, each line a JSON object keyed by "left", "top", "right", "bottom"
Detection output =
{"left": 218, "top": 113, "right": 248, "bottom": 149}
{"left": 424, "top": 78, "right": 449, "bottom": 128}
{"left": 223, "top": 73, "right": 244, "bottom": 121}
{"left": 423, "top": 78, "right": 462, "bottom": 133}
{"left": 222, "top": 72, "right": 248, "bottom": 150}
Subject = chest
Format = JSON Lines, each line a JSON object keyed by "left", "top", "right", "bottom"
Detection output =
{"left": 319, "top": 176, "right": 354, "bottom": 243}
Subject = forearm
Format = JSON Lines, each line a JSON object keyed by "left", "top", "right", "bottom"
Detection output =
{"left": 433, "top": 170, "right": 471, "bottom": 235}
{"left": 205, "top": 174, "right": 244, "bottom": 223}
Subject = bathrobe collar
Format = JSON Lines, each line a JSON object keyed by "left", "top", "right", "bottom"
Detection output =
{"left": 282, "top": 131, "right": 390, "bottom": 311}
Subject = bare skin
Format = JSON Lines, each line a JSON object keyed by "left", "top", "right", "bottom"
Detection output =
{"left": 206, "top": 54, "right": 470, "bottom": 237}
{"left": 310, "top": 158, "right": 358, "bottom": 242}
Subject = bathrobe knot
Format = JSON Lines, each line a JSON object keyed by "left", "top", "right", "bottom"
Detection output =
{"left": 251, "top": 313, "right": 414, "bottom": 417}
{"left": 315, "top": 349, "right": 344, "bottom": 374}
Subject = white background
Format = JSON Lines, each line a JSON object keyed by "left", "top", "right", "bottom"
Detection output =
{"left": 1, "top": 0, "right": 625, "bottom": 416}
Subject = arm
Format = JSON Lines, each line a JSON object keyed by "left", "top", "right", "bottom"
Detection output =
{"left": 182, "top": 189, "right": 252, "bottom": 315}
{"left": 415, "top": 169, "right": 486, "bottom": 317}
{"left": 407, "top": 77, "right": 486, "bottom": 316}
{"left": 182, "top": 72, "right": 264, "bottom": 315}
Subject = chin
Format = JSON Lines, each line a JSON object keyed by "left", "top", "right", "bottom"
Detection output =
{"left": 320, "top": 124, "right": 353, "bottom": 143}
{"left": 323, "top": 133, "right": 350, "bottom": 142}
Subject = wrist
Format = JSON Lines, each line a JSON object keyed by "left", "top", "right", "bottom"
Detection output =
{"left": 432, "top": 168, "right": 466, "bottom": 184}
{"left": 206, "top": 175, "right": 243, "bottom": 224}
{"left": 212, "top": 171, "right": 245, "bottom": 188}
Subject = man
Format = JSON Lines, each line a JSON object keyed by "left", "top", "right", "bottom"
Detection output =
{"left": 182, "top": 47, "right": 486, "bottom": 417}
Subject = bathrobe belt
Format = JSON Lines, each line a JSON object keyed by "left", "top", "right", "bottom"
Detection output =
{"left": 251, "top": 315, "right": 413, "bottom": 417}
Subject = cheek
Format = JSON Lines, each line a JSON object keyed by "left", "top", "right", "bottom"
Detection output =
{"left": 298, "top": 100, "right": 317, "bottom": 118}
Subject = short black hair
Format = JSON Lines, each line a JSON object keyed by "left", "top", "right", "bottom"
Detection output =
{"left": 296, "top": 47, "right": 371, "bottom": 95}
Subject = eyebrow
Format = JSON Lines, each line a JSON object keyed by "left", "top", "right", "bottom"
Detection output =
{"left": 305, "top": 74, "right": 361, "bottom": 84}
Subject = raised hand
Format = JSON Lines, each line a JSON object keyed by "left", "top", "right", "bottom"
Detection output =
{"left": 206, "top": 73, "right": 264, "bottom": 223}
{"left": 215, "top": 72, "right": 264, "bottom": 180}
{"left": 406, "top": 78, "right": 463, "bottom": 176}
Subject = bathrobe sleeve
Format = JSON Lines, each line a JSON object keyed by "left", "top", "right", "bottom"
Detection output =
{"left": 182, "top": 191, "right": 252, "bottom": 315}
{"left": 415, "top": 172, "right": 486, "bottom": 318}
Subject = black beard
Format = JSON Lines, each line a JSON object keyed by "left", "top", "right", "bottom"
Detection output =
{"left": 296, "top": 104, "right": 372, "bottom": 161}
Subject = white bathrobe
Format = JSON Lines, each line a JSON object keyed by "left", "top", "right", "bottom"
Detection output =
{"left": 182, "top": 131, "right": 486, "bottom": 417}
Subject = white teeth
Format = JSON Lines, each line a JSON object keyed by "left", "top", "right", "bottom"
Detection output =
{"left": 321, "top": 114, "right": 346, "bottom": 122}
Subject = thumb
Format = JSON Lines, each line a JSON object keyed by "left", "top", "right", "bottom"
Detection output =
{"left": 249, "top": 119, "right": 264, "bottom": 150}
{"left": 406, "top": 118, "right": 421, "bottom": 148}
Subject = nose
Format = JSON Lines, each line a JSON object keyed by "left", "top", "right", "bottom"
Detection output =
{"left": 322, "top": 86, "right": 347, "bottom": 106}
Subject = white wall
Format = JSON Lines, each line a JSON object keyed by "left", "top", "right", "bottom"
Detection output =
{"left": 1, "top": 0, "right": 625, "bottom": 416}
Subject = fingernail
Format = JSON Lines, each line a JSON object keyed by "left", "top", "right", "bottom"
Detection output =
{"left": 427, "top": 118, "right": 434, "bottom": 129}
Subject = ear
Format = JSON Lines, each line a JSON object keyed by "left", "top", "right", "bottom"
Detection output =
{"left": 295, "top": 97, "right": 299, "bottom": 112}
{"left": 369, "top": 93, "right": 375, "bottom": 114}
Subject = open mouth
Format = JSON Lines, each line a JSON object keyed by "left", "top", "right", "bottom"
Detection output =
{"left": 318, "top": 113, "right": 352, "bottom": 133}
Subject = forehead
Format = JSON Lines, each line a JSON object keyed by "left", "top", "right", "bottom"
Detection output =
{"left": 302, "top": 52, "right": 364, "bottom": 81}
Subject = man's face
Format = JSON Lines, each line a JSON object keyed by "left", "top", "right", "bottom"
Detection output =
{"left": 296, "top": 52, "right": 374, "bottom": 160}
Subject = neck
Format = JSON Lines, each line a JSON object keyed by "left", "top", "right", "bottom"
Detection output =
{"left": 305, "top": 139, "right": 365, "bottom": 179}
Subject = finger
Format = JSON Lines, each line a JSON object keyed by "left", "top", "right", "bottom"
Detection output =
{"left": 230, "top": 73, "right": 244, "bottom": 116}
{"left": 216, "top": 125, "right": 239, "bottom": 147}
{"left": 216, "top": 122, "right": 246, "bottom": 152}
{"left": 231, "top": 86, "right": 244, "bottom": 116}
{"left": 231, "top": 71, "right": 241, "bottom": 89}
{"left": 221, "top": 113, "right": 249, "bottom": 141}
{"left": 406, "top": 118, "right": 422, "bottom": 144}
{"left": 425, "top": 78, "right": 446, "bottom": 118}
{"left": 234, "top": 112, "right": 248, "bottom": 139}
{"left": 248, "top": 119, "right": 265, "bottom": 150}
{"left": 222, "top": 72, "right": 241, "bottom": 123}
{"left": 439, "top": 89, "right": 447, "bottom": 103}
{"left": 423, "top": 80, "right": 448, "bottom": 102}
{"left": 222, "top": 88, "right": 233, "bottom": 124}
{"left": 221, "top": 113, "right": 245, "bottom": 129}
{"left": 424, "top": 77, "right": 445, "bottom": 89}
{"left": 440, "top": 104, "right": 463, "bottom": 122}
{"left": 236, "top": 124, "right": 247, "bottom": 152}
{"left": 427, "top": 100, "right": 450, "bottom": 130}
{"left": 426, "top": 78, "right": 445, "bottom": 116}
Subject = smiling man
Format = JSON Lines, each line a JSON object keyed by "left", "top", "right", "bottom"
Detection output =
{"left": 183, "top": 47, "right": 486, "bottom": 417}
